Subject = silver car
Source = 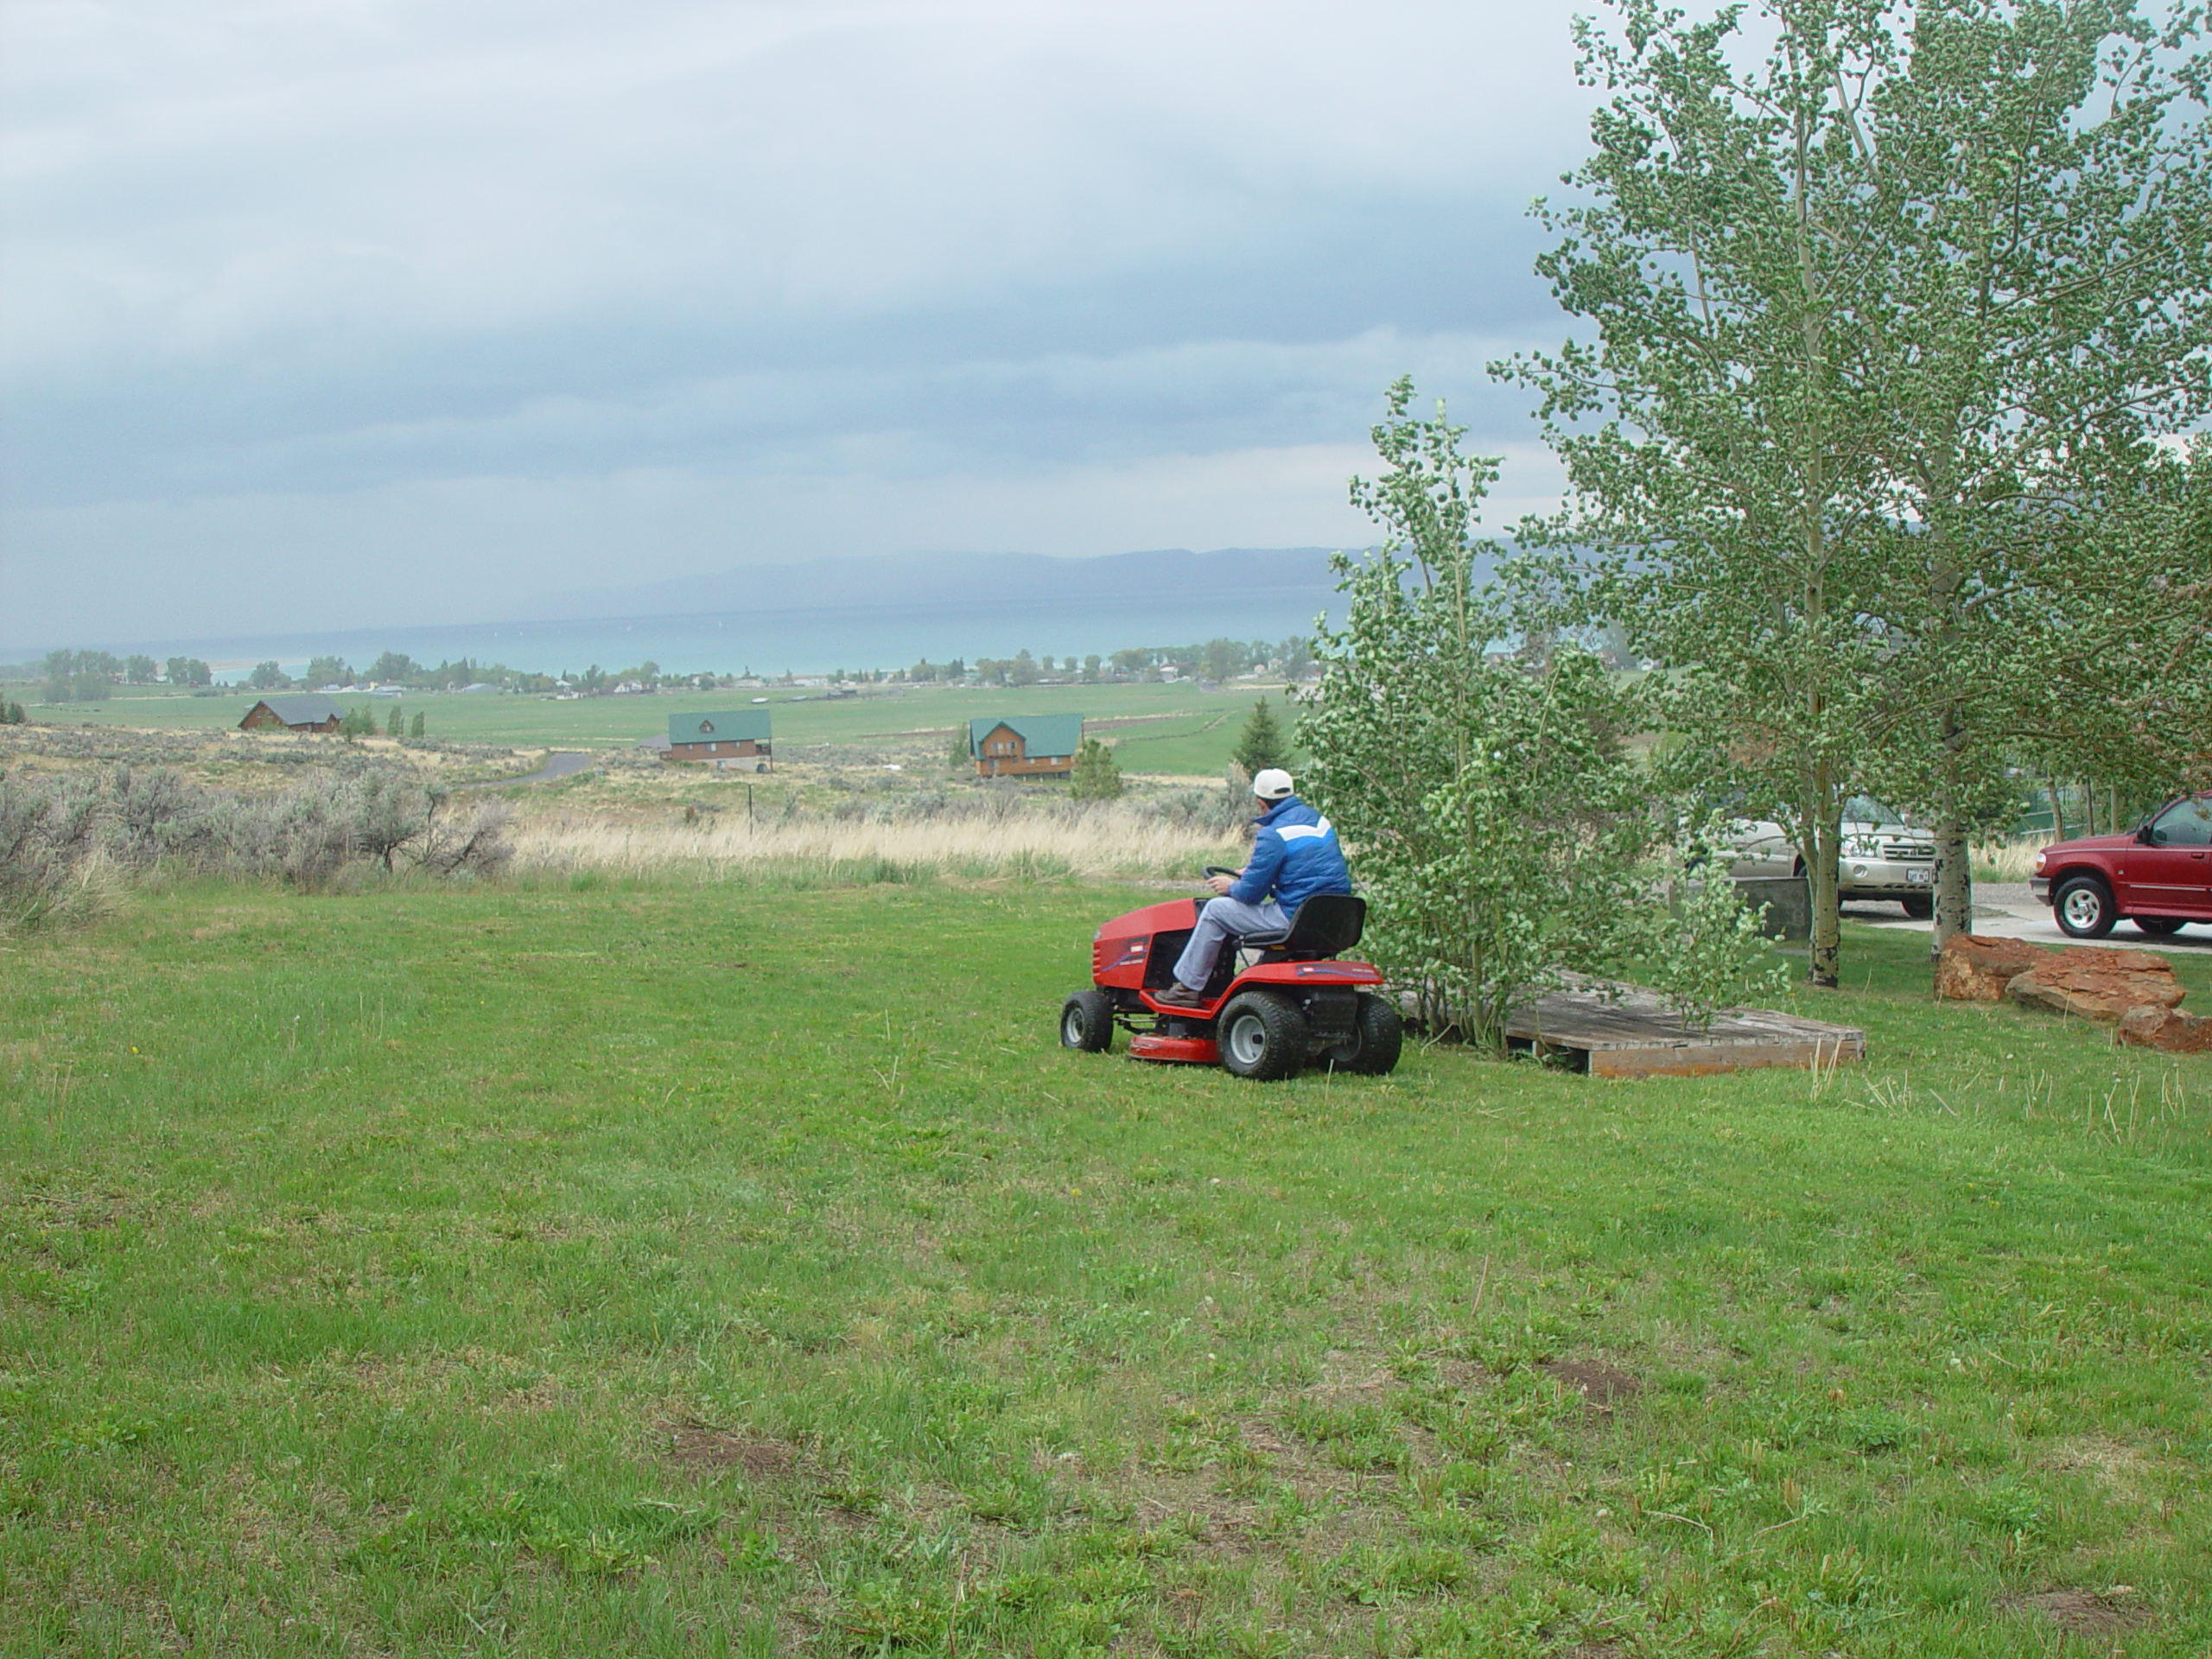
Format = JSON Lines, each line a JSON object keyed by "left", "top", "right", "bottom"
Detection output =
{"left": 1728, "top": 797, "right": 1936, "bottom": 918}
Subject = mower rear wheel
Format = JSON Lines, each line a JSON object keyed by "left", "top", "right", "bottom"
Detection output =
{"left": 1323, "top": 992, "right": 1404, "bottom": 1075}
{"left": 1060, "top": 989, "right": 1115, "bottom": 1052}
{"left": 1217, "top": 992, "right": 1308, "bottom": 1082}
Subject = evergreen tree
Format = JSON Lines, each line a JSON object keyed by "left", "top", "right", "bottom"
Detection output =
{"left": 386, "top": 707, "right": 404, "bottom": 736}
{"left": 1069, "top": 736, "right": 1123, "bottom": 801}
{"left": 1231, "top": 698, "right": 1289, "bottom": 776}
{"left": 410, "top": 711, "right": 426, "bottom": 738}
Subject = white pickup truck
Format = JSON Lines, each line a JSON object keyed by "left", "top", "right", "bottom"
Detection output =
{"left": 1729, "top": 797, "right": 1937, "bottom": 918}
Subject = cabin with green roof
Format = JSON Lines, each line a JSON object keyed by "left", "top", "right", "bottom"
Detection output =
{"left": 668, "top": 709, "right": 773, "bottom": 769}
{"left": 968, "top": 714, "right": 1084, "bottom": 779}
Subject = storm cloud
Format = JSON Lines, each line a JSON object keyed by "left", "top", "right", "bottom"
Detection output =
{"left": 2, "top": 0, "right": 1593, "bottom": 645}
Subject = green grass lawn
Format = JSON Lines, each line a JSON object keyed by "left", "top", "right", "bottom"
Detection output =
{"left": 18, "top": 683, "right": 1299, "bottom": 777}
{"left": 3, "top": 880, "right": 2208, "bottom": 1656}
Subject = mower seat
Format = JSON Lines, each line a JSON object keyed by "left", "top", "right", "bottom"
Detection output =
{"left": 1231, "top": 892, "right": 1366, "bottom": 960}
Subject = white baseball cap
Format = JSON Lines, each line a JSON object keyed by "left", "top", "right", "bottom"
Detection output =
{"left": 1251, "top": 768, "right": 1294, "bottom": 801}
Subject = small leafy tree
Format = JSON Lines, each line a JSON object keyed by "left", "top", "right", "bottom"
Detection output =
{"left": 124, "top": 655, "right": 157, "bottom": 683}
{"left": 1069, "top": 737, "right": 1124, "bottom": 801}
{"left": 165, "top": 657, "right": 211, "bottom": 688}
{"left": 946, "top": 724, "right": 972, "bottom": 769}
{"left": 339, "top": 705, "right": 377, "bottom": 741}
{"left": 409, "top": 711, "right": 426, "bottom": 738}
{"left": 1299, "top": 382, "right": 1659, "bottom": 1046}
{"left": 1643, "top": 820, "right": 1792, "bottom": 1031}
{"left": 385, "top": 707, "right": 404, "bottom": 737}
{"left": 1232, "top": 699, "right": 1289, "bottom": 777}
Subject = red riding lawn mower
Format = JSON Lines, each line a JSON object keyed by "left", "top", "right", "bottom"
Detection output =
{"left": 1059, "top": 869, "right": 1403, "bottom": 1081}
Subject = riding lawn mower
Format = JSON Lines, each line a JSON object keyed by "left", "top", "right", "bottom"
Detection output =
{"left": 1058, "top": 870, "right": 1402, "bottom": 1081}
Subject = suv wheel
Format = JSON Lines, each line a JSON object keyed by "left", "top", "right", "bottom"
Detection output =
{"left": 2135, "top": 917, "right": 2187, "bottom": 937}
{"left": 2054, "top": 874, "right": 2116, "bottom": 939}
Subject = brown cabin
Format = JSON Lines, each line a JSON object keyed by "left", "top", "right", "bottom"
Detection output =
{"left": 240, "top": 693, "right": 346, "bottom": 733}
{"left": 667, "top": 709, "right": 773, "bottom": 768}
{"left": 969, "top": 714, "right": 1084, "bottom": 779}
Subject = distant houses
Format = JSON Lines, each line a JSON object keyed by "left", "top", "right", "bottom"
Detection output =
{"left": 239, "top": 693, "right": 347, "bottom": 733}
{"left": 667, "top": 709, "right": 773, "bottom": 769}
{"left": 968, "top": 714, "right": 1084, "bottom": 779}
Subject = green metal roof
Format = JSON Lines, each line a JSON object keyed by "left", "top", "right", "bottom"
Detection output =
{"left": 968, "top": 714, "right": 1084, "bottom": 759}
{"left": 668, "top": 709, "right": 772, "bottom": 745}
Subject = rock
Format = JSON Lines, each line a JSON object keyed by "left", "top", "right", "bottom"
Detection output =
{"left": 2115, "top": 1004, "right": 2212, "bottom": 1053}
{"left": 2004, "top": 946, "right": 2187, "bottom": 1024}
{"left": 1936, "top": 934, "right": 2045, "bottom": 1001}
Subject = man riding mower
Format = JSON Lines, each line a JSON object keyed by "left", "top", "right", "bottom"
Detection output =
{"left": 1058, "top": 769, "right": 1403, "bottom": 1080}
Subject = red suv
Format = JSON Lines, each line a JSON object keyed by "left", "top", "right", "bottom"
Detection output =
{"left": 2031, "top": 792, "right": 2212, "bottom": 938}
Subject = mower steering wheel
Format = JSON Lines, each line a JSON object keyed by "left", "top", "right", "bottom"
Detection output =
{"left": 1203, "top": 866, "right": 1240, "bottom": 880}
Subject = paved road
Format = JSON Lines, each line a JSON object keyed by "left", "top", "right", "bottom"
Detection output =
{"left": 1851, "top": 881, "right": 2212, "bottom": 957}
{"left": 453, "top": 751, "right": 594, "bottom": 789}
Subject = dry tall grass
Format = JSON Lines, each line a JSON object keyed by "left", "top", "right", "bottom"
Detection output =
{"left": 508, "top": 804, "right": 1243, "bottom": 880}
{"left": 1974, "top": 838, "right": 2045, "bottom": 881}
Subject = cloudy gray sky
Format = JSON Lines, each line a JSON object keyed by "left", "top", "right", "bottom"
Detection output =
{"left": 2, "top": 0, "right": 1596, "bottom": 648}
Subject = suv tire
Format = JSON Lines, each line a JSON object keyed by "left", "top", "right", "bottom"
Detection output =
{"left": 1901, "top": 894, "right": 1933, "bottom": 920}
{"left": 2054, "top": 874, "right": 2116, "bottom": 939}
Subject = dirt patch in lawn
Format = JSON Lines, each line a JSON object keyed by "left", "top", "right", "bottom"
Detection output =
{"left": 1541, "top": 1359, "right": 1643, "bottom": 1409}
{"left": 1997, "top": 1587, "right": 2147, "bottom": 1640}
{"left": 663, "top": 1427, "right": 800, "bottom": 1479}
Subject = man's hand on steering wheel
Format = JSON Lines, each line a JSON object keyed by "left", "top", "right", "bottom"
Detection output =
{"left": 1202, "top": 865, "right": 1241, "bottom": 897}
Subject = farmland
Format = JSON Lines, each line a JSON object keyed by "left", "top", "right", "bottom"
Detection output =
{"left": 12, "top": 682, "right": 1296, "bottom": 780}
{"left": 2, "top": 874, "right": 2207, "bottom": 1656}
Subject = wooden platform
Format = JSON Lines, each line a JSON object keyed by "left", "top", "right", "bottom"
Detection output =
{"left": 1504, "top": 983, "right": 1864, "bottom": 1078}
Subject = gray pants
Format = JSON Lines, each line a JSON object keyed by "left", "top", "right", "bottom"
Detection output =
{"left": 1173, "top": 895, "right": 1287, "bottom": 990}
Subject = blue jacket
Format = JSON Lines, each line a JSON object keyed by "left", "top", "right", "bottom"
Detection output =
{"left": 1232, "top": 795, "right": 1351, "bottom": 912}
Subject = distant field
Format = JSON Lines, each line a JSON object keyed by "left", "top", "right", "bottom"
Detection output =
{"left": 16, "top": 682, "right": 1300, "bottom": 777}
{"left": 3, "top": 883, "right": 2207, "bottom": 1655}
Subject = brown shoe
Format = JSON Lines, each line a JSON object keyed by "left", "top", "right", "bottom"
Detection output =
{"left": 1154, "top": 983, "right": 1208, "bottom": 1008}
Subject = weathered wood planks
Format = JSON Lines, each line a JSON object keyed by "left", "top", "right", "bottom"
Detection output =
{"left": 1504, "top": 983, "right": 1865, "bottom": 1078}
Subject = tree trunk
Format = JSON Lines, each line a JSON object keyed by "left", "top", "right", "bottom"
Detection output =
{"left": 1929, "top": 702, "right": 1974, "bottom": 955}
{"left": 1930, "top": 821, "right": 1973, "bottom": 956}
{"left": 1804, "top": 810, "right": 1842, "bottom": 989}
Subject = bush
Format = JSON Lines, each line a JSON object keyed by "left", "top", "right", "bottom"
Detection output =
{"left": 0, "top": 763, "right": 512, "bottom": 929}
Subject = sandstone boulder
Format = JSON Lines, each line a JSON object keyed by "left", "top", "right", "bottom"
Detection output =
{"left": 2004, "top": 946, "right": 2187, "bottom": 1024}
{"left": 2115, "top": 1004, "right": 2212, "bottom": 1054}
{"left": 1935, "top": 934, "right": 2045, "bottom": 1001}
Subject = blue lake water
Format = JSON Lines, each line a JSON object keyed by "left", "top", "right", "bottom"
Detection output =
{"left": 110, "top": 590, "right": 1348, "bottom": 680}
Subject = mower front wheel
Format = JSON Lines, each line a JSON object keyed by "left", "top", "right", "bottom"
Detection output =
{"left": 1060, "top": 988, "right": 1115, "bottom": 1052}
{"left": 1323, "top": 992, "right": 1404, "bottom": 1076}
{"left": 1217, "top": 992, "right": 1308, "bottom": 1082}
